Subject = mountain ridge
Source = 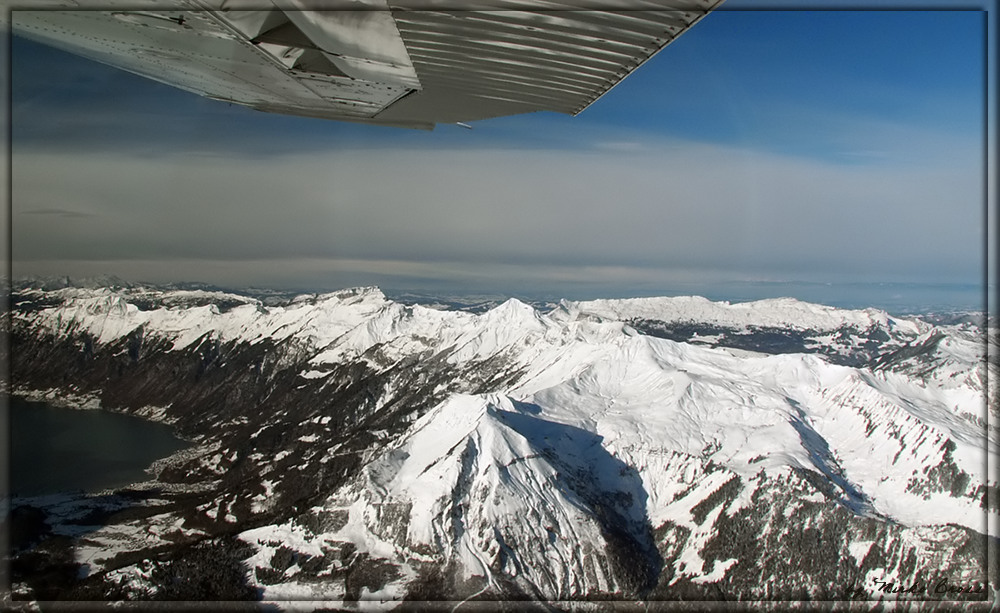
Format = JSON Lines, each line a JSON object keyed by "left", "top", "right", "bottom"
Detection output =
{"left": 5, "top": 283, "right": 997, "bottom": 606}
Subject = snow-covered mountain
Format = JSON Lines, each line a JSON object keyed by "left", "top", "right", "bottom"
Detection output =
{"left": 5, "top": 284, "right": 997, "bottom": 607}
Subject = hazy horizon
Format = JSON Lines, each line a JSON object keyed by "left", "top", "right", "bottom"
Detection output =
{"left": 10, "top": 271, "right": 992, "bottom": 317}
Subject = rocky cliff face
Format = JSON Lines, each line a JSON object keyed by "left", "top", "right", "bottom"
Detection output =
{"left": 4, "top": 284, "right": 997, "bottom": 608}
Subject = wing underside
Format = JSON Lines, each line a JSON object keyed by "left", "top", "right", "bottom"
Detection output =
{"left": 10, "top": 0, "right": 723, "bottom": 128}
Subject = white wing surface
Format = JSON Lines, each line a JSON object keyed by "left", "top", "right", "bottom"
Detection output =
{"left": 8, "top": 1, "right": 723, "bottom": 128}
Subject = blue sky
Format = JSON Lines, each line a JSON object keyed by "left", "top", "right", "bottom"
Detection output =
{"left": 7, "top": 3, "right": 996, "bottom": 312}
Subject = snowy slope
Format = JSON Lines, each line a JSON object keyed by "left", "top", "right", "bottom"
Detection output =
{"left": 566, "top": 295, "right": 926, "bottom": 335}
{"left": 12, "top": 285, "right": 390, "bottom": 352}
{"left": 251, "top": 306, "right": 992, "bottom": 602}
{"left": 8, "top": 285, "right": 996, "bottom": 604}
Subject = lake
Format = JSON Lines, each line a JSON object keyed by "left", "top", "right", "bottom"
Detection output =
{"left": 8, "top": 397, "right": 188, "bottom": 497}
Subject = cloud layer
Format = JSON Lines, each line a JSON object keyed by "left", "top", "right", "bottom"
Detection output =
{"left": 12, "top": 132, "right": 985, "bottom": 295}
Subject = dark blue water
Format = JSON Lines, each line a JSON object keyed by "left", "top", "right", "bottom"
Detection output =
{"left": 8, "top": 397, "right": 188, "bottom": 496}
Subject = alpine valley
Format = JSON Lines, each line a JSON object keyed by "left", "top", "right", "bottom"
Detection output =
{"left": 4, "top": 281, "right": 998, "bottom": 609}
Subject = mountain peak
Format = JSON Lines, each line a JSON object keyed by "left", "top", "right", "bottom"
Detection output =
{"left": 568, "top": 294, "right": 923, "bottom": 334}
{"left": 8, "top": 282, "right": 995, "bottom": 602}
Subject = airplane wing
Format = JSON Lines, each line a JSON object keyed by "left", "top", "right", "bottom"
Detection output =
{"left": 8, "top": 0, "right": 724, "bottom": 129}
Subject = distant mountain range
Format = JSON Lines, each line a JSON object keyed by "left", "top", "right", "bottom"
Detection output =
{"left": 5, "top": 283, "right": 997, "bottom": 607}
